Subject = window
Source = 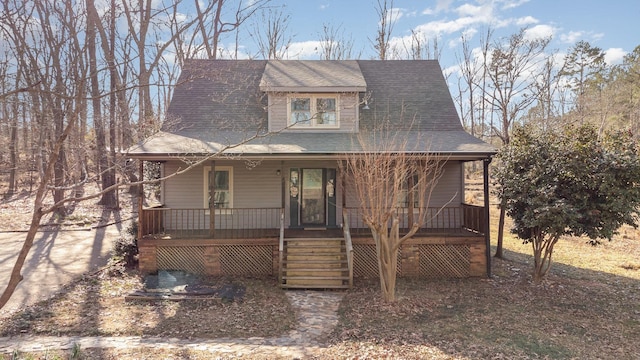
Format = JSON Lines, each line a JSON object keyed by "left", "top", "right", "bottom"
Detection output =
{"left": 291, "top": 98, "right": 311, "bottom": 125}
{"left": 203, "top": 166, "right": 233, "bottom": 209}
{"left": 316, "top": 98, "right": 336, "bottom": 125}
{"left": 289, "top": 95, "right": 339, "bottom": 127}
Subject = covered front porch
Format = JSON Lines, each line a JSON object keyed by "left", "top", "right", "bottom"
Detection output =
{"left": 135, "top": 157, "right": 492, "bottom": 287}
{"left": 137, "top": 204, "right": 489, "bottom": 285}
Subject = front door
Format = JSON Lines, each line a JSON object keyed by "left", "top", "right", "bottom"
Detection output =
{"left": 289, "top": 168, "right": 337, "bottom": 228}
{"left": 301, "top": 168, "right": 325, "bottom": 225}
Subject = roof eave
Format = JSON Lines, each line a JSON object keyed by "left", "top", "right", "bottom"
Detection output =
{"left": 259, "top": 86, "right": 367, "bottom": 92}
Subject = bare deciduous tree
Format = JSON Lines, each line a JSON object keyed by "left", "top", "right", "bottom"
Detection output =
{"left": 318, "top": 23, "right": 356, "bottom": 60}
{"left": 250, "top": 7, "right": 292, "bottom": 59}
{"left": 341, "top": 126, "right": 444, "bottom": 302}
{"left": 372, "top": 0, "right": 397, "bottom": 60}
{"left": 485, "top": 28, "right": 550, "bottom": 258}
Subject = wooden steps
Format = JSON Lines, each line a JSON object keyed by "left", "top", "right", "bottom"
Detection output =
{"left": 280, "top": 237, "right": 351, "bottom": 289}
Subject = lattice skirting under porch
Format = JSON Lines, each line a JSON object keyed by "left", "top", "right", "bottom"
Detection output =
{"left": 156, "top": 246, "right": 207, "bottom": 274}
{"left": 144, "top": 239, "right": 484, "bottom": 278}
{"left": 352, "top": 243, "right": 472, "bottom": 278}
{"left": 419, "top": 244, "right": 470, "bottom": 278}
{"left": 219, "top": 245, "right": 273, "bottom": 275}
{"left": 155, "top": 245, "right": 275, "bottom": 276}
{"left": 353, "top": 244, "right": 402, "bottom": 278}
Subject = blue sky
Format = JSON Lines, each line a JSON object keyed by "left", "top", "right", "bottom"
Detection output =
{"left": 241, "top": 0, "right": 639, "bottom": 71}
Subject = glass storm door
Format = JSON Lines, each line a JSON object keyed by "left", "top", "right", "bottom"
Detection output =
{"left": 301, "top": 169, "right": 325, "bottom": 225}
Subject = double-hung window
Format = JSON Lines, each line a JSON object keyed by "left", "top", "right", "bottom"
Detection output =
{"left": 203, "top": 166, "right": 233, "bottom": 209}
{"left": 290, "top": 98, "right": 311, "bottom": 125}
{"left": 289, "top": 95, "right": 338, "bottom": 128}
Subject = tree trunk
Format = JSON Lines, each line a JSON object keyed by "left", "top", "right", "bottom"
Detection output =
{"left": 86, "top": 0, "right": 116, "bottom": 207}
{"left": 6, "top": 106, "right": 18, "bottom": 198}
{"left": 0, "top": 206, "right": 44, "bottom": 309}
{"left": 374, "top": 218, "right": 400, "bottom": 303}
{"left": 531, "top": 234, "right": 558, "bottom": 283}
{"left": 495, "top": 202, "right": 506, "bottom": 258}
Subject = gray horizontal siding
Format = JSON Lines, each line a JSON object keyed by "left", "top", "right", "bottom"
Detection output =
{"left": 344, "top": 161, "right": 462, "bottom": 208}
{"left": 161, "top": 159, "right": 464, "bottom": 230}
{"left": 164, "top": 161, "right": 204, "bottom": 209}
{"left": 163, "top": 160, "right": 282, "bottom": 209}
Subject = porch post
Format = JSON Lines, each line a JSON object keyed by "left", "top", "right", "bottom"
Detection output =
{"left": 209, "top": 160, "right": 216, "bottom": 238}
{"left": 341, "top": 164, "right": 347, "bottom": 227}
{"left": 483, "top": 157, "right": 493, "bottom": 277}
{"left": 137, "top": 160, "right": 144, "bottom": 242}
{"left": 407, "top": 171, "right": 415, "bottom": 229}
{"left": 280, "top": 161, "right": 285, "bottom": 209}
{"left": 341, "top": 162, "right": 346, "bottom": 208}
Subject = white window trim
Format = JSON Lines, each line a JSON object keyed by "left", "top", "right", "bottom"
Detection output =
{"left": 287, "top": 94, "right": 340, "bottom": 129}
{"left": 203, "top": 166, "right": 234, "bottom": 210}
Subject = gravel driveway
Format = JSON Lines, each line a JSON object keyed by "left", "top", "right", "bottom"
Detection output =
{"left": 0, "top": 225, "right": 120, "bottom": 316}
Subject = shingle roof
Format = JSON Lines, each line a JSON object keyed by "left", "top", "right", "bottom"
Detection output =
{"left": 133, "top": 59, "right": 495, "bottom": 159}
{"left": 163, "top": 59, "right": 268, "bottom": 133}
{"left": 358, "top": 60, "right": 463, "bottom": 131}
{"left": 259, "top": 60, "right": 366, "bottom": 92}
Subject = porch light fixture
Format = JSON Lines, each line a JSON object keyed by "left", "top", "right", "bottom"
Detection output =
{"left": 276, "top": 169, "right": 281, "bottom": 176}
{"left": 362, "top": 100, "right": 370, "bottom": 110}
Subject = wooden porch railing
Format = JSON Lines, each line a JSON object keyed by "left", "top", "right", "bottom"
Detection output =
{"left": 342, "top": 205, "right": 486, "bottom": 235}
{"left": 139, "top": 207, "right": 283, "bottom": 239}
{"left": 139, "top": 204, "right": 164, "bottom": 236}
{"left": 461, "top": 203, "right": 486, "bottom": 235}
{"left": 342, "top": 212, "right": 354, "bottom": 288}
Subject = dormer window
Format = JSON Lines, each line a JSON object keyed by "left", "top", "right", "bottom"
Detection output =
{"left": 289, "top": 95, "right": 339, "bottom": 128}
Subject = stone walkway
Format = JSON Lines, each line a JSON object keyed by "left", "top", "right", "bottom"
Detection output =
{"left": 0, "top": 290, "right": 344, "bottom": 357}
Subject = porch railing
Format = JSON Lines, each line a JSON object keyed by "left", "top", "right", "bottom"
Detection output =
{"left": 343, "top": 205, "right": 485, "bottom": 235}
{"left": 461, "top": 203, "right": 486, "bottom": 235}
{"left": 139, "top": 207, "right": 283, "bottom": 239}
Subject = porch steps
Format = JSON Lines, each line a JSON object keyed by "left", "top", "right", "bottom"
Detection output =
{"left": 280, "top": 237, "right": 351, "bottom": 289}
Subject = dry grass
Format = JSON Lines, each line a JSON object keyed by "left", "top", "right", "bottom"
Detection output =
{"left": 0, "top": 272, "right": 295, "bottom": 340}
{"left": 327, "top": 245, "right": 640, "bottom": 359}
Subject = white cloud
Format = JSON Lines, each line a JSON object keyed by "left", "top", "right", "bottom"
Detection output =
{"left": 456, "top": 3, "right": 492, "bottom": 18}
{"left": 500, "top": 0, "right": 531, "bottom": 10}
{"left": 284, "top": 41, "right": 322, "bottom": 60}
{"left": 516, "top": 16, "right": 538, "bottom": 26}
{"left": 523, "top": 24, "right": 555, "bottom": 40}
{"left": 378, "top": 7, "right": 405, "bottom": 26}
{"left": 405, "top": 10, "right": 419, "bottom": 17}
{"left": 560, "top": 31, "right": 584, "bottom": 44}
{"left": 437, "top": 0, "right": 454, "bottom": 11}
{"left": 390, "top": 7, "right": 405, "bottom": 23}
{"left": 423, "top": 0, "right": 453, "bottom": 15}
{"left": 462, "top": 27, "right": 479, "bottom": 40}
{"left": 422, "top": 8, "right": 434, "bottom": 15}
{"left": 604, "top": 48, "right": 627, "bottom": 65}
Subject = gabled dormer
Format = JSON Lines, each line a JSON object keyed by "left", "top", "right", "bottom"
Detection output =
{"left": 259, "top": 60, "right": 367, "bottom": 133}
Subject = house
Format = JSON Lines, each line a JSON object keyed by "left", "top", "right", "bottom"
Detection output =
{"left": 129, "top": 59, "right": 496, "bottom": 288}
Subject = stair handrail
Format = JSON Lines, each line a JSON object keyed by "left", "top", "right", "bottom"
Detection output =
{"left": 278, "top": 208, "right": 285, "bottom": 285}
{"left": 342, "top": 211, "right": 354, "bottom": 288}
